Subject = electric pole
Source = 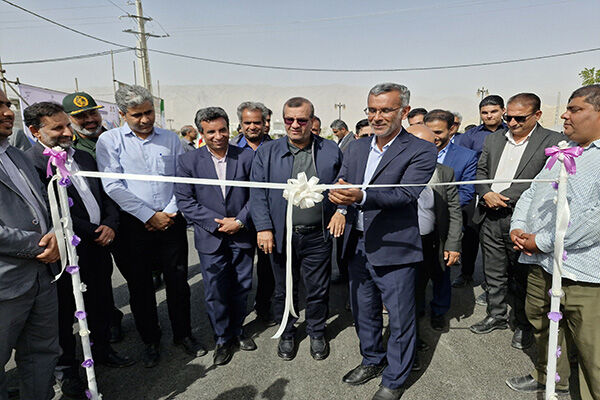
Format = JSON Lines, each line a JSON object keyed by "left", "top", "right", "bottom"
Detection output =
{"left": 123, "top": 0, "right": 161, "bottom": 95}
{"left": 334, "top": 102, "right": 346, "bottom": 120}
{"left": 476, "top": 87, "right": 489, "bottom": 124}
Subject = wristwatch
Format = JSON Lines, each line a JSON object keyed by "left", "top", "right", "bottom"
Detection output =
{"left": 336, "top": 208, "right": 347, "bottom": 216}
{"left": 235, "top": 219, "right": 245, "bottom": 228}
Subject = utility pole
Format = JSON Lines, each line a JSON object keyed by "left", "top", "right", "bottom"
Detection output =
{"left": 0, "top": 57, "right": 7, "bottom": 94}
{"left": 553, "top": 92, "right": 561, "bottom": 129}
{"left": 123, "top": 0, "right": 161, "bottom": 95}
{"left": 476, "top": 87, "right": 489, "bottom": 124}
{"left": 334, "top": 102, "right": 346, "bottom": 120}
{"left": 166, "top": 118, "right": 174, "bottom": 130}
{"left": 75, "top": 78, "right": 79, "bottom": 91}
{"left": 110, "top": 50, "right": 117, "bottom": 98}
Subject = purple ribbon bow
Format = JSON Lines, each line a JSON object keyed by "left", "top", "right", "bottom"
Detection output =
{"left": 42, "top": 147, "right": 71, "bottom": 185}
{"left": 545, "top": 145, "right": 584, "bottom": 175}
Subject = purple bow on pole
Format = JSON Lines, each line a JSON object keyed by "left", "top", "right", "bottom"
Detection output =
{"left": 545, "top": 145, "right": 584, "bottom": 175}
{"left": 42, "top": 147, "right": 72, "bottom": 183}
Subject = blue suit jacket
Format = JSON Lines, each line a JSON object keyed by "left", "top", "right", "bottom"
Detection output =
{"left": 339, "top": 129, "right": 437, "bottom": 266}
{"left": 175, "top": 145, "right": 254, "bottom": 254}
{"left": 440, "top": 142, "right": 477, "bottom": 207}
{"left": 250, "top": 135, "right": 343, "bottom": 253}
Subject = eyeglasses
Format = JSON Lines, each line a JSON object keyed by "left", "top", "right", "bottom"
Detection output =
{"left": 283, "top": 117, "right": 310, "bottom": 126}
{"left": 364, "top": 106, "right": 402, "bottom": 116}
{"left": 502, "top": 112, "right": 535, "bottom": 123}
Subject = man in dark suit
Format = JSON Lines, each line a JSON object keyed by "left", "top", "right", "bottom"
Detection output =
{"left": 329, "top": 83, "right": 437, "bottom": 400}
{"left": 469, "top": 93, "right": 564, "bottom": 350}
{"left": 407, "top": 124, "right": 462, "bottom": 334}
{"left": 231, "top": 101, "right": 276, "bottom": 327}
{"left": 422, "top": 110, "right": 479, "bottom": 288}
{"left": 250, "top": 97, "right": 343, "bottom": 362}
{"left": 0, "top": 89, "right": 60, "bottom": 400}
{"left": 331, "top": 119, "right": 355, "bottom": 153}
{"left": 24, "top": 102, "right": 134, "bottom": 398}
{"left": 175, "top": 107, "right": 256, "bottom": 366}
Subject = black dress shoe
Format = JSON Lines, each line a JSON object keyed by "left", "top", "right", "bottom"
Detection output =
{"left": 342, "top": 362, "right": 387, "bottom": 386}
{"left": 96, "top": 348, "right": 136, "bottom": 368}
{"left": 505, "top": 374, "right": 569, "bottom": 394}
{"left": 411, "top": 353, "right": 421, "bottom": 372}
{"left": 277, "top": 337, "right": 296, "bottom": 361}
{"left": 475, "top": 291, "right": 488, "bottom": 306}
{"left": 60, "top": 376, "right": 88, "bottom": 399}
{"left": 372, "top": 384, "right": 405, "bottom": 400}
{"left": 309, "top": 336, "right": 330, "bottom": 361}
{"left": 469, "top": 316, "right": 508, "bottom": 334}
{"left": 256, "top": 313, "right": 277, "bottom": 327}
{"left": 416, "top": 337, "right": 430, "bottom": 352}
{"left": 511, "top": 327, "right": 534, "bottom": 350}
{"left": 174, "top": 336, "right": 208, "bottom": 357}
{"left": 451, "top": 274, "right": 472, "bottom": 288}
{"left": 430, "top": 314, "right": 445, "bottom": 331}
{"left": 152, "top": 272, "right": 163, "bottom": 291}
{"left": 237, "top": 335, "right": 257, "bottom": 351}
{"left": 109, "top": 324, "right": 123, "bottom": 344}
{"left": 143, "top": 343, "right": 160, "bottom": 368}
{"left": 213, "top": 342, "right": 234, "bottom": 366}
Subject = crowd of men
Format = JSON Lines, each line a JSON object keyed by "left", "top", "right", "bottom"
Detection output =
{"left": 0, "top": 81, "right": 599, "bottom": 400}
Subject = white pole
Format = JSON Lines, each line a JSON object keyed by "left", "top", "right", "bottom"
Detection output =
{"left": 545, "top": 160, "right": 569, "bottom": 400}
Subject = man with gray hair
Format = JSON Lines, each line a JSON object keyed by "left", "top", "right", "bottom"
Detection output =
{"left": 180, "top": 124, "right": 198, "bottom": 152}
{"left": 231, "top": 101, "right": 271, "bottom": 151}
{"left": 329, "top": 82, "right": 437, "bottom": 400}
{"left": 96, "top": 85, "right": 206, "bottom": 368}
{"left": 450, "top": 111, "right": 462, "bottom": 140}
{"left": 331, "top": 119, "right": 355, "bottom": 153}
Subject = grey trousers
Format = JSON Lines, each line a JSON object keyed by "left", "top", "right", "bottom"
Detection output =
{"left": 0, "top": 269, "right": 60, "bottom": 400}
{"left": 479, "top": 209, "right": 531, "bottom": 328}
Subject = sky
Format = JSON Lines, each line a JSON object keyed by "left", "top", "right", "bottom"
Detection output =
{"left": 1, "top": 0, "right": 600, "bottom": 127}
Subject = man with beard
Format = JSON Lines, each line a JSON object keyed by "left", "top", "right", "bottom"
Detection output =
{"left": 63, "top": 91, "right": 125, "bottom": 344}
{"left": 0, "top": 90, "right": 60, "bottom": 400}
{"left": 24, "top": 102, "right": 135, "bottom": 398}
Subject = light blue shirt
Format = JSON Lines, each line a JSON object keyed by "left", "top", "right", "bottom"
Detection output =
{"left": 96, "top": 123, "right": 184, "bottom": 223}
{"left": 437, "top": 143, "right": 449, "bottom": 164}
{"left": 356, "top": 134, "right": 398, "bottom": 231}
{"left": 511, "top": 139, "right": 600, "bottom": 283}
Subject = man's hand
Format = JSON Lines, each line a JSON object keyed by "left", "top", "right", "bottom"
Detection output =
{"left": 510, "top": 229, "right": 525, "bottom": 249}
{"left": 327, "top": 212, "right": 346, "bottom": 238}
{"left": 444, "top": 250, "right": 461, "bottom": 267}
{"left": 94, "top": 225, "right": 115, "bottom": 246}
{"left": 215, "top": 217, "right": 241, "bottom": 235}
{"left": 482, "top": 192, "right": 510, "bottom": 209}
{"left": 145, "top": 212, "right": 176, "bottom": 231}
{"left": 511, "top": 229, "right": 539, "bottom": 256}
{"left": 36, "top": 232, "right": 60, "bottom": 263}
{"left": 328, "top": 179, "right": 363, "bottom": 206}
{"left": 257, "top": 230, "right": 274, "bottom": 254}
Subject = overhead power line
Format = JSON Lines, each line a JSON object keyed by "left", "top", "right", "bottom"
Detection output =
{"left": 4, "top": 48, "right": 133, "bottom": 65}
{"left": 2, "top": 0, "right": 599, "bottom": 73}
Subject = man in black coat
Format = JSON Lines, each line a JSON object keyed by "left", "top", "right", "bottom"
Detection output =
{"left": 23, "top": 102, "right": 134, "bottom": 398}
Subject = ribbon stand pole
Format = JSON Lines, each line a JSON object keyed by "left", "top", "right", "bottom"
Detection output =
{"left": 545, "top": 154, "right": 569, "bottom": 400}
{"left": 48, "top": 170, "right": 101, "bottom": 399}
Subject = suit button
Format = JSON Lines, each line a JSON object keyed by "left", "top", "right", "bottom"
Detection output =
{"left": 32, "top": 218, "right": 39, "bottom": 225}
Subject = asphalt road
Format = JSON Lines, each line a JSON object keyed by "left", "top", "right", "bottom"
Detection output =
{"left": 7, "top": 231, "right": 579, "bottom": 400}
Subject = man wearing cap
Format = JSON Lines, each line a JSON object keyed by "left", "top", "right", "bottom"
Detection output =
{"left": 63, "top": 91, "right": 125, "bottom": 344}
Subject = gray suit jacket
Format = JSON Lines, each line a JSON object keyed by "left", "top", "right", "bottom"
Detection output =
{"left": 474, "top": 124, "right": 564, "bottom": 224}
{"left": 430, "top": 163, "right": 463, "bottom": 270}
{"left": 338, "top": 133, "right": 356, "bottom": 153}
{"left": 0, "top": 145, "right": 53, "bottom": 301}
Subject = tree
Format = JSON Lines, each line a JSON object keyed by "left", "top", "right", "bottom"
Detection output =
{"left": 579, "top": 67, "right": 600, "bottom": 85}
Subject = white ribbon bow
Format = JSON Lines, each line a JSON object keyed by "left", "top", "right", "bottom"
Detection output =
{"left": 282, "top": 172, "right": 324, "bottom": 208}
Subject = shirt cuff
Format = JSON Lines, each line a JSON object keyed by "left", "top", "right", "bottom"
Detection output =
{"left": 356, "top": 190, "right": 367, "bottom": 206}
{"left": 163, "top": 203, "right": 179, "bottom": 215}
{"left": 534, "top": 231, "right": 553, "bottom": 254}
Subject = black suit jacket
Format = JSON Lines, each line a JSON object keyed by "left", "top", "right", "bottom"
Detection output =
{"left": 25, "top": 142, "right": 119, "bottom": 242}
{"left": 473, "top": 124, "right": 564, "bottom": 224}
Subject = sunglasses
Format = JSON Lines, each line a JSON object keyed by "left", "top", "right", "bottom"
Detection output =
{"left": 283, "top": 117, "right": 310, "bottom": 126}
{"left": 502, "top": 112, "right": 535, "bottom": 123}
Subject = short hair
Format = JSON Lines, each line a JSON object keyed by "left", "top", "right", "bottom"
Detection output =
{"left": 23, "top": 102, "right": 65, "bottom": 130}
{"left": 313, "top": 116, "right": 321, "bottom": 124}
{"left": 115, "top": 85, "right": 154, "bottom": 114}
{"left": 266, "top": 107, "right": 273, "bottom": 117}
{"left": 237, "top": 101, "right": 268, "bottom": 123}
{"left": 424, "top": 109, "right": 455, "bottom": 130}
{"left": 180, "top": 125, "right": 195, "bottom": 137}
{"left": 407, "top": 108, "right": 427, "bottom": 120}
{"left": 479, "top": 95, "right": 504, "bottom": 110}
{"left": 355, "top": 118, "right": 369, "bottom": 133}
{"left": 452, "top": 111, "right": 462, "bottom": 123}
{"left": 194, "top": 107, "right": 229, "bottom": 133}
{"left": 368, "top": 83, "right": 410, "bottom": 108}
{"left": 283, "top": 97, "right": 314, "bottom": 118}
{"left": 507, "top": 93, "right": 541, "bottom": 112}
{"left": 330, "top": 119, "right": 348, "bottom": 130}
{"left": 569, "top": 84, "right": 600, "bottom": 111}
{"left": 463, "top": 124, "right": 477, "bottom": 132}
